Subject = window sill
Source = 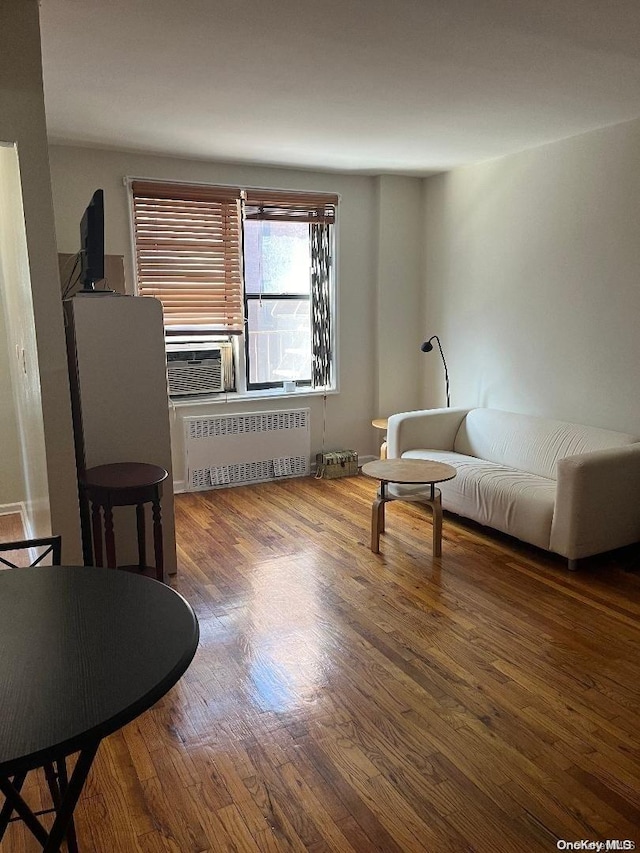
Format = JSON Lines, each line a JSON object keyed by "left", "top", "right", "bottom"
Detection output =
{"left": 168, "top": 386, "right": 338, "bottom": 408}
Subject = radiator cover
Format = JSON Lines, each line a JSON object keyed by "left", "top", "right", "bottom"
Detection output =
{"left": 184, "top": 408, "right": 310, "bottom": 490}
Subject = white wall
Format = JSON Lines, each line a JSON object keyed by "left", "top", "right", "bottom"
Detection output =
{"left": 48, "top": 145, "right": 425, "bottom": 477}
{"left": 423, "top": 117, "right": 640, "bottom": 434}
{"left": 0, "top": 1, "right": 81, "bottom": 557}
{"left": 0, "top": 158, "right": 26, "bottom": 509}
{"left": 0, "top": 146, "right": 43, "bottom": 522}
{"left": 0, "top": 294, "right": 23, "bottom": 508}
{"left": 375, "top": 175, "right": 424, "bottom": 419}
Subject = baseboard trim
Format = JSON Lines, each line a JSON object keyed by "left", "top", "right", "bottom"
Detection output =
{"left": 0, "top": 502, "right": 33, "bottom": 540}
{"left": 357, "top": 454, "right": 377, "bottom": 467}
{"left": 0, "top": 502, "right": 24, "bottom": 516}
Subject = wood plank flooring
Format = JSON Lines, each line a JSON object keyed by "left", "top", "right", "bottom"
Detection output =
{"left": 2, "top": 475, "right": 640, "bottom": 851}
{"left": 0, "top": 512, "right": 25, "bottom": 546}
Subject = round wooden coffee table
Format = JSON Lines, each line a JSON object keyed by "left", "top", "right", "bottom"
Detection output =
{"left": 362, "top": 458, "right": 457, "bottom": 556}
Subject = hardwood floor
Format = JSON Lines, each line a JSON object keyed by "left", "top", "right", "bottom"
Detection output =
{"left": 0, "top": 512, "right": 25, "bottom": 546}
{"left": 3, "top": 475, "right": 640, "bottom": 851}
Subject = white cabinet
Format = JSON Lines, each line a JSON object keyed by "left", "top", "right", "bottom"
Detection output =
{"left": 64, "top": 293, "right": 176, "bottom": 574}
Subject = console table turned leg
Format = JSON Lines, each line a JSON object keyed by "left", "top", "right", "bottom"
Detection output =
{"left": 152, "top": 497, "right": 164, "bottom": 582}
{"left": 90, "top": 503, "right": 103, "bottom": 567}
{"left": 103, "top": 506, "right": 117, "bottom": 569}
{"left": 136, "top": 503, "right": 147, "bottom": 571}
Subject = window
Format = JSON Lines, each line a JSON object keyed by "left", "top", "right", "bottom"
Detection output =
{"left": 244, "top": 219, "right": 312, "bottom": 387}
{"left": 131, "top": 180, "right": 337, "bottom": 393}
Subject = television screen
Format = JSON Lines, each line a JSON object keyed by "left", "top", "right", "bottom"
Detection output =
{"left": 79, "top": 189, "right": 105, "bottom": 290}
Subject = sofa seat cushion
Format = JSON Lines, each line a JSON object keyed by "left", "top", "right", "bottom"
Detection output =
{"left": 389, "top": 450, "right": 556, "bottom": 551}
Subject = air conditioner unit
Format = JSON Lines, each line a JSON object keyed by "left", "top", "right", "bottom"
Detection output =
{"left": 166, "top": 342, "right": 224, "bottom": 397}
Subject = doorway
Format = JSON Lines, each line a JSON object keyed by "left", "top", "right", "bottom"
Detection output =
{"left": 0, "top": 142, "right": 51, "bottom": 540}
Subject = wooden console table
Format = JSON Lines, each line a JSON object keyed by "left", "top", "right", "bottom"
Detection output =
{"left": 80, "top": 462, "right": 168, "bottom": 582}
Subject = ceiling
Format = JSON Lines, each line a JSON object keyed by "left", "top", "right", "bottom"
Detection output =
{"left": 39, "top": 0, "right": 640, "bottom": 176}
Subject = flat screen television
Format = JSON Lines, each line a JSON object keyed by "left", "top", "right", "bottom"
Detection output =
{"left": 79, "top": 189, "right": 105, "bottom": 291}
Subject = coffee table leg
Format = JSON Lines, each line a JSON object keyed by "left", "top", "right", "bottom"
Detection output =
{"left": 428, "top": 491, "right": 443, "bottom": 557}
{"left": 379, "top": 481, "right": 388, "bottom": 534}
{"left": 378, "top": 490, "right": 386, "bottom": 534}
{"left": 372, "top": 496, "right": 389, "bottom": 553}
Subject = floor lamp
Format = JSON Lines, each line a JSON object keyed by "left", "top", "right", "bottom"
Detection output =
{"left": 421, "top": 335, "right": 450, "bottom": 407}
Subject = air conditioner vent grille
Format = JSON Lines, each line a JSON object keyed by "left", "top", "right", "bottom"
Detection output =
{"left": 168, "top": 359, "right": 223, "bottom": 396}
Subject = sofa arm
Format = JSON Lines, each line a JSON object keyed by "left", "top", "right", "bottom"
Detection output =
{"left": 550, "top": 443, "right": 640, "bottom": 560}
{"left": 387, "top": 408, "right": 470, "bottom": 459}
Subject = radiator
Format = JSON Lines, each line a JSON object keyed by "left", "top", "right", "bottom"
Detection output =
{"left": 184, "top": 408, "right": 311, "bottom": 490}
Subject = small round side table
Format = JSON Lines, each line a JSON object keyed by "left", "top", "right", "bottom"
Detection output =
{"left": 372, "top": 418, "right": 389, "bottom": 459}
{"left": 362, "top": 458, "right": 457, "bottom": 557}
{"left": 80, "top": 462, "right": 168, "bottom": 582}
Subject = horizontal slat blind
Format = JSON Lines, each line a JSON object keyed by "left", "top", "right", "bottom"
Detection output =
{"left": 244, "top": 189, "right": 338, "bottom": 224}
{"left": 132, "top": 181, "right": 243, "bottom": 331}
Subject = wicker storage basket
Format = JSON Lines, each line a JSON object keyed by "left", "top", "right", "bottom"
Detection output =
{"left": 316, "top": 450, "right": 359, "bottom": 479}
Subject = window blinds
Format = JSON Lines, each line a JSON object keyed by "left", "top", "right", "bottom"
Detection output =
{"left": 243, "top": 189, "right": 338, "bottom": 223}
{"left": 131, "top": 181, "right": 244, "bottom": 332}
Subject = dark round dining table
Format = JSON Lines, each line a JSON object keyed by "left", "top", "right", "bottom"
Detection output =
{"left": 0, "top": 565, "right": 199, "bottom": 851}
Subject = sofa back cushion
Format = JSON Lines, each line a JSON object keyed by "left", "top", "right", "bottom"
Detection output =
{"left": 454, "top": 409, "right": 639, "bottom": 480}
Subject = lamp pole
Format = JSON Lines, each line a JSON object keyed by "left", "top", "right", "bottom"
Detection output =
{"left": 420, "top": 335, "right": 450, "bottom": 407}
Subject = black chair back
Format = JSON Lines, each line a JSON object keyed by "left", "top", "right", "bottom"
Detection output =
{"left": 0, "top": 535, "right": 62, "bottom": 568}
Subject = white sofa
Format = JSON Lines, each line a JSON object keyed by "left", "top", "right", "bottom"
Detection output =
{"left": 386, "top": 407, "right": 640, "bottom": 568}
